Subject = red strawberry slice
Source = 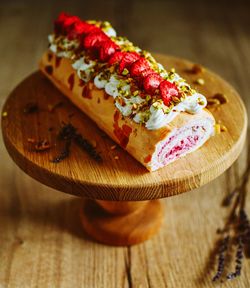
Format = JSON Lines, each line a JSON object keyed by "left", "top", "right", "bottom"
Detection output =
{"left": 83, "top": 31, "right": 109, "bottom": 50}
{"left": 54, "top": 12, "right": 70, "bottom": 34}
{"left": 99, "top": 40, "right": 120, "bottom": 61}
{"left": 68, "top": 21, "right": 99, "bottom": 39}
{"left": 55, "top": 14, "right": 80, "bottom": 35}
{"left": 139, "top": 68, "right": 155, "bottom": 79}
{"left": 63, "top": 16, "right": 80, "bottom": 33}
{"left": 130, "top": 58, "right": 151, "bottom": 77}
{"left": 143, "top": 73, "right": 163, "bottom": 95}
{"left": 118, "top": 52, "right": 140, "bottom": 74}
{"left": 108, "top": 51, "right": 124, "bottom": 65}
{"left": 159, "top": 80, "right": 179, "bottom": 106}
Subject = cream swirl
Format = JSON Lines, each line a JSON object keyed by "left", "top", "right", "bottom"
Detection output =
{"left": 145, "top": 93, "right": 207, "bottom": 130}
{"left": 72, "top": 57, "right": 96, "bottom": 82}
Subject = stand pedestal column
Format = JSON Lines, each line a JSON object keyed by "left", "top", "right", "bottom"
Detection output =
{"left": 80, "top": 199, "right": 164, "bottom": 246}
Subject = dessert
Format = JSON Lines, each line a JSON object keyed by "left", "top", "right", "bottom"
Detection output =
{"left": 39, "top": 12, "right": 215, "bottom": 171}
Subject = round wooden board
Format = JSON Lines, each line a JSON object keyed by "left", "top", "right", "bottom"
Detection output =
{"left": 1, "top": 55, "right": 247, "bottom": 201}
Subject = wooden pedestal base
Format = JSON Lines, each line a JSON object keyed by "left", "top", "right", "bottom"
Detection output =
{"left": 80, "top": 199, "right": 164, "bottom": 246}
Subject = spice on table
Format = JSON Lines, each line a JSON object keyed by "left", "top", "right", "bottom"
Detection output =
{"left": 52, "top": 123, "right": 102, "bottom": 163}
{"left": 111, "top": 145, "right": 117, "bottom": 150}
{"left": 51, "top": 139, "right": 71, "bottom": 163}
{"left": 48, "top": 101, "right": 63, "bottom": 112}
{"left": 211, "top": 161, "right": 250, "bottom": 282}
{"left": 28, "top": 138, "right": 51, "bottom": 152}
{"left": 23, "top": 102, "right": 39, "bottom": 114}
{"left": 74, "top": 132, "right": 102, "bottom": 162}
{"left": 27, "top": 138, "right": 35, "bottom": 143}
{"left": 212, "top": 236, "right": 230, "bottom": 281}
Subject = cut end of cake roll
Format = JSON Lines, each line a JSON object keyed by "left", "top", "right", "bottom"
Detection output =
{"left": 143, "top": 110, "right": 215, "bottom": 171}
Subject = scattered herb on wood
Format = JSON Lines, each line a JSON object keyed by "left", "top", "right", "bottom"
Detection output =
{"left": 51, "top": 123, "right": 102, "bottom": 163}
{"left": 185, "top": 64, "right": 203, "bottom": 74}
{"left": 51, "top": 139, "right": 71, "bottom": 163}
{"left": 28, "top": 138, "right": 51, "bottom": 152}
{"left": 2, "top": 111, "right": 8, "bottom": 117}
{"left": 207, "top": 93, "right": 228, "bottom": 109}
{"left": 23, "top": 102, "right": 39, "bottom": 114}
{"left": 212, "top": 164, "right": 250, "bottom": 282}
{"left": 48, "top": 101, "right": 63, "bottom": 112}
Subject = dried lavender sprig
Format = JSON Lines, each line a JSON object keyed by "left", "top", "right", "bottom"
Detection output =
{"left": 227, "top": 236, "right": 243, "bottom": 280}
{"left": 222, "top": 188, "right": 239, "bottom": 207}
{"left": 74, "top": 133, "right": 102, "bottom": 162}
{"left": 212, "top": 164, "right": 250, "bottom": 282}
{"left": 53, "top": 123, "right": 102, "bottom": 163}
{"left": 51, "top": 139, "right": 71, "bottom": 163}
{"left": 58, "top": 122, "right": 77, "bottom": 140}
{"left": 212, "top": 236, "right": 230, "bottom": 281}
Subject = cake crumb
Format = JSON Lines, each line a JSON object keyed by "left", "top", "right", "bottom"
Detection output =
{"left": 194, "top": 78, "right": 205, "bottom": 85}
{"left": 190, "top": 64, "right": 203, "bottom": 74}
{"left": 111, "top": 145, "right": 117, "bottom": 150}
{"left": 90, "top": 140, "right": 97, "bottom": 148}
{"left": 114, "top": 155, "right": 119, "bottom": 160}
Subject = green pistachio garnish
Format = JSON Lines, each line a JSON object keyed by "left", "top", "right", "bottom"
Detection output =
{"left": 133, "top": 90, "right": 139, "bottom": 96}
{"left": 172, "top": 96, "right": 180, "bottom": 103}
{"left": 122, "top": 68, "right": 129, "bottom": 76}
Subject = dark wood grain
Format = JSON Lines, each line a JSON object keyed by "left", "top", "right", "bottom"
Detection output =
{"left": 0, "top": 0, "right": 250, "bottom": 287}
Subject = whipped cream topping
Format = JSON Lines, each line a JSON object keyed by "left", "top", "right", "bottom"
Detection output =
{"left": 48, "top": 20, "right": 208, "bottom": 130}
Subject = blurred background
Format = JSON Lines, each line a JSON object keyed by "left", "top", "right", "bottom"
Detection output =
{"left": 0, "top": 0, "right": 250, "bottom": 115}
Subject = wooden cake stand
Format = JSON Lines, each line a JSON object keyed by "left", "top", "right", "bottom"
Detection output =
{"left": 1, "top": 55, "right": 247, "bottom": 246}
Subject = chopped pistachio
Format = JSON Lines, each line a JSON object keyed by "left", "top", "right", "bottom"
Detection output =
{"left": 109, "top": 66, "right": 115, "bottom": 73}
{"left": 220, "top": 124, "right": 227, "bottom": 132}
{"left": 195, "top": 78, "right": 205, "bottom": 85}
{"left": 122, "top": 68, "right": 129, "bottom": 76}
{"left": 214, "top": 124, "right": 221, "bottom": 134}
{"left": 198, "top": 100, "right": 205, "bottom": 106}
{"left": 133, "top": 90, "right": 139, "bottom": 96}
{"left": 207, "top": 98, "right": 220, "bottom": 107}
{"left": 212, "top": 93, "right": 228, "bottom": 104}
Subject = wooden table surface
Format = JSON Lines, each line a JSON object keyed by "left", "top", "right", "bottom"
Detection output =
{"left": 0, "top": 0, "right": 250, "bottom": 287}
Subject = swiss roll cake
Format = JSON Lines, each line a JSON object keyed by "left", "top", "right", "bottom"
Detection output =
{"left": 39, "top": 13, "right": 215, "bottom": 171}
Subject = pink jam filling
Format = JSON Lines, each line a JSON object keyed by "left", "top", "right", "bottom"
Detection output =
{"left": 157, "top": 125, "right": 205, "bottom": 166}
{"left": 164, "top": 135, "right": 199, "bottom": 162}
